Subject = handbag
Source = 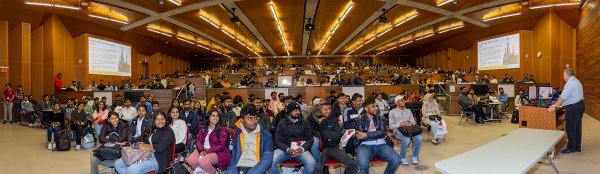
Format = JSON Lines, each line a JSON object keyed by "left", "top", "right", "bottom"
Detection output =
{"left": 397, "top": 125, "right": 423, "bottom": 137}
{"left": 169, "top": 162, "right": 190, "bottom": 174}
{"left": 121, "top": 146, "right": 152, "bottom": 165}
{"left": 94, "top": 143, "right": 122, "bottom": 161}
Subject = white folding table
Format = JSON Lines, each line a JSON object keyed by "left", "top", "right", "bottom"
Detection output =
{"left": 435, "top": 128, "right": 564, "bottom": 174}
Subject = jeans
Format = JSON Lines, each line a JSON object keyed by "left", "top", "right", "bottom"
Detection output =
{"left": 3, "top": 102, "right": 13, "bottom": 121}
{"left": 393, "top": 129, "right": 422, "bottom": 159}
{"left": 71, "top": 123, "right": 85, "bottom": 145}
{"left": 429, "top": 121, "right": 443, "bottom": 139}
{"left": 93, "top": 123, "right": 102, "bottom": 141}
{"left": 311, "top": 136, "right": 322, "bottom": 165}
{"left": 90, "top": 156, "right": 115, "bottom": 174}
{"left": 114, "top": 153, "right": 159, "bottom": 174}
{"left": 269, "top": 149, "right": 316, "bottom": 174}
{"left": 47, "top": 126, "right": 62, "bottom": 142}
{"left": 356, "top": 144, "right": 400, "bottom": 174}
{"left": 320, "top": 147, "right": 358, "bottom": 174}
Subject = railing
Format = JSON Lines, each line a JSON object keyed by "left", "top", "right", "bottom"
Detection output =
{"left": 437, "top": 82, "right": 455, "bottom": 115}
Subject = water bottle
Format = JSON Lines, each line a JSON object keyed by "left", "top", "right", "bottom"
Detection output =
{"left": 539, "top": 95, "right": 544, "bottom": 106}
{"left": 239, "top": 171, "right": 244, "bottom": 174}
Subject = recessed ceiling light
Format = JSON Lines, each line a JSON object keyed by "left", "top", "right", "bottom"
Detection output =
{"left": 81, "top": 2, "right": 88, "bottom": 6}
{"left": 166, "top": 42, "right": 168, "bottom": 43}
{"left": 522, "top": 2, "right": 529, "bottom": 5}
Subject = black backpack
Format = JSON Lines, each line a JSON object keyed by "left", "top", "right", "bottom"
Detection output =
{"left": 511, "top": 110, "right": 519, "bottom": 124}
{"left": 53, "top": 131, "right": 71, "bottom": 151}
{"left": 320, "top": 117, "right": 343, "bottom": 148}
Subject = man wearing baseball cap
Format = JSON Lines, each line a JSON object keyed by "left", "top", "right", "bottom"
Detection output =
{"left": 389, "top": 95, "right": 423, "bottom": 166}
{"left": 269, "top": 102, "right": 318, "bottom": 174}
{"left": 307, "top": 98, "right": 325, "bottom": 166}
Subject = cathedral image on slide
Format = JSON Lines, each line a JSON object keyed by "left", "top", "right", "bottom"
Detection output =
{"left": 118, "top": 46, "right": 131, "bottom": 74}
{"left": 502, "top": 37, "right": 519, "bottom": 65}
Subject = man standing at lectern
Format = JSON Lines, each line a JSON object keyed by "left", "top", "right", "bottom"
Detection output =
{"left": 548, "top": 68, "right": 584, "bottom": 154}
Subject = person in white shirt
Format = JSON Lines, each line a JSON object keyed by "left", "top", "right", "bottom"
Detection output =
{"left": 490, "top": 75, "right": 498, "bottom": 84}
{"left": 296, "top": 77, "right": 306, "bottom": 86}
{"left": 119, "top": 99, "right": 137, "bottom": 122}
{"left": 375, "top": 93, "right": 390, "bottom": 118}
{"left": 515, "top": 90, "right": 529, "bottom": 110}
{"left": 168, "top": 107, "right": 188, "bottom": 154}
{"left": 389, "top": 96, "right": 422, "bottom": 165}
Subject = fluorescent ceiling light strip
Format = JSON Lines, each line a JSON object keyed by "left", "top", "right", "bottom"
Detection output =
{"left": 287, "top": 51, "right": 290, "bottom": 56}
{"left": 376, "top": 51, "right": 385, "bottom": 55}
{"left": 554, "top": 2, "right": 581, "bottom": 6}
{"left": 110, "top": 19, "right": 128, "bottom": 24}
{"left": 339, "top": 4, "right": 353, "bottom": 22}
{"left": 89, "top": 14, "right": 110, "bottom": 20}
{"left": 269, "top": 4, "right": 279, "bottom": 22}
{"left": 399, "top": 41, "right": 413, "bottom": 46}
{"left": 221, "top": 30, "right": 235, "bottom": 39}
{"left": 199, "top": 16, "right": 219, "bottom": 28}
{"left": 365, "top": 37, "right": 376, "bottom": 44}
{"left": 147, "top": 28, "right": 173, "bottom": 37}
{"left": 197, "top": 44, "right": 210, "bottom": 50}
{"left": 438, "top": 25, "right": 463, "bottom": 33}
{"left": 529, "top": 4, "right": 555, "bottom": 9}
{"left": 317, "top": 50, "right": 322, "bottom": 55}
{"left": 237, "top": 40, "right": 246, "bottom": 46}
{"left": 483, "top": 12, "right": 521, "bottom": 21}
{"left": 325, "top": 36, "right": 332, "bottom": 43}
{"left": 277, "top": 24, "right": 284, "bottom": 36}
{"left": 415, "top": 34, "right": 434, "bottom": 41}
{"left": 168, "top": 0, "right": 182, "bottom": 6}
{"left": 386, "top": 46, "right": 397, "bottom": 51}
{"left": 54, "top": 4, "right": 81, "bottom": 10}
{"left": 377, "top": 28, "right": 392, "bottom": 37}
{"left": 24, "top": 1, "right": 53, "bottom": 6}
{"left": 436, "top": 0, "right": 453, "bottom": 7}
{"left": 331, "top": 24, "right": 340, "bottom": 35}
{"left": 395, "top": 13, "right": 419, "bottom": 26}
{"left": 177, "top": 38, "right": 195, "bottom": 44}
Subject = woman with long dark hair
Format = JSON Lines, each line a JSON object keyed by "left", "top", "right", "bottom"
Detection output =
{"left": 167, "top": 107, "right": 187, "bottom": 154}
{"left": 92, "top": 101, "right": 108, "bottom": 140}
{"left": 170, "top": 99, "right": 181, "bottom": 111}
{"left": 185, "top": 110, "right": 231, "bottom": 173}
{"left": 47, "top": 103, "right": 64, "bottom": 150}
{"left": 114, "top": 112, "right": 175, "bottom": 173}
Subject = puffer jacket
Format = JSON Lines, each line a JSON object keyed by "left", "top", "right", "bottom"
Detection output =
{"left": 98, "top": 120, "right": 128, "bottom": 143}
{"left": 354, "top": 115, "right": 387, "bottom": 147}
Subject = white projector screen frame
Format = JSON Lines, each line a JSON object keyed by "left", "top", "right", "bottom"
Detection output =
{"left": 88, "top": 37, "right": 132, "bottom": 76}
{"left": 477, "top": 33, "right": 520, "bottom": 70}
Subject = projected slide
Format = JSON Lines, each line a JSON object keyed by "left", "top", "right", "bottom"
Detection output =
{"left": 88, "top": 37, "right": 131, "bottom": 76}
{"left": 477, "top": 33, "right": 520, "bottom": 70}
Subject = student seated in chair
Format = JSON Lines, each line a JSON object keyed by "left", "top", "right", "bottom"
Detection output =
{"left": 268, "top": 102, "right": 318, "bottom": 174}
{"left": 114, "top": 112, "right": 175, "bottom": 174}
{"left": 355, "top": 99, "right": 401, "bottom": 174}
{"left": 389, "top": 96, "right": 423, "bottom": 165}
{"left": 186, "top": 110, "right": 232, "bottom": 174}
{"left": 318, "top": 103, "right": 359, "bottom": 174}
{"left": 90, "top": 112, "right": 128, "bottom": 174}
{"left": 226, "top": 105, "right": 274, "bottom": 174}
{"left": 129, "top": 105, "right": 149, "bottom": 145}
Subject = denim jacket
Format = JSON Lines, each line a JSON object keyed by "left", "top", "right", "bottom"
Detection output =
{"left": 354, "top": 115, "right": 387, "bottom": 147}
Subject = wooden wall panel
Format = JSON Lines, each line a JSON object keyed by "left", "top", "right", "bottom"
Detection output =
{"left": 0, "top": 21, "right": 8, "bottom": 115}
{"left": 42, "top": 15, "right": 55, "bottom": 96}
{"left": 577, "top": 0, "right": 600, "bottom": 119}
{"left": 8, "top": 23, "right": 31, "bottom": 94}
{"left": 149, "top": 53, "right": 160, "bottom": 76}
{"left": 31, "top": 26, "right": 44, "bottom": 99}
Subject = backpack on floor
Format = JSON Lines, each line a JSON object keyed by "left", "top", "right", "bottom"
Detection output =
{"left": 511, "top": 110, "right": 519, "bottom": 124}
{"left": 82, "top": 133, "right": 96, "bottom": 149}
{"left": 53, "top": 132, "right": 71, "bottom": 151}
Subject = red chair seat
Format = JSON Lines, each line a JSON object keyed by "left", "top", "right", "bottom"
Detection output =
{"left": 370, "top": 157, "right": 386, "bottom": 165}
{"left": 323, "top": 159, "right": 341, "bottom": 167}
{"left": 280, "top": 159, "right": 302, "bottom": 166}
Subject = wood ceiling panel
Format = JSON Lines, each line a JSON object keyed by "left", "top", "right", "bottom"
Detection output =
{"left": 170, "top": 5, "right": 268, "bottom": 56}
{"left": 414, "top": 0, "right": 492, "bottom": 12}
{"left": 122, "top": 0, "right": 207, "bottom": 13}
{"left": 309, "top": 0, "right": 384, "bottom": 55}
{"left": 236, "top": 0, "right": 305, "bottom": 56}
{"left": 0, "top": 6, "right": 50, "bottom": 30}
{"left": 341, "top": 4, "right": 444, "bottom": 55}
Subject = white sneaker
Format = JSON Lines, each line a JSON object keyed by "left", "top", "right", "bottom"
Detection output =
{"left": 75, "top": 145, "right": 80, "bottom": 150}
{"left": 412, "top": 156, "right": 419, "bottom": 165}
{"left": 47, "top": 143, "right": 52, "bottom": 150}
{"left": 400, "top": 158, "right": 409, "bottom": 165}
{"left": 52, "top": 143, "right": 56, "bottom": 149}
